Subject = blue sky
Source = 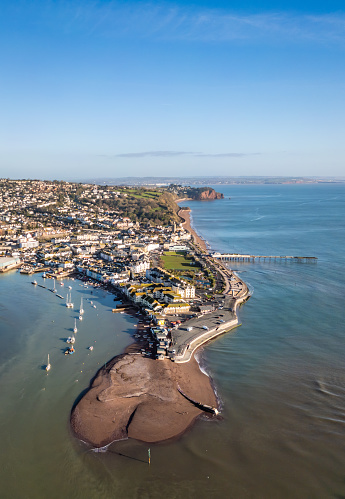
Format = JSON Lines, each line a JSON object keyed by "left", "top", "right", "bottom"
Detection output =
{"left": 0, "top": 0, "right": 344, "bottom": 180}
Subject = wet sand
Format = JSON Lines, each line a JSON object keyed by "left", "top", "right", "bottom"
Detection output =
{"left": 70, "top": 353, "right": 217, "bottom": 446}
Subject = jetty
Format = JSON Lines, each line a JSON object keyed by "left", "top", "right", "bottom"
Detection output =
{"left": 212, "top": 253, "right": 317, "bottom": 263}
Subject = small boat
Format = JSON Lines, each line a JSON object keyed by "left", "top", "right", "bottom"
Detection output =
{"left": 90, "top": 301, "right": 93, "bottom": 305}
{"left": 93, "top": 305, "right": 96, "bottom": 309}
{"left": 68, "top": 285, "right": 72, "bottom": 290}
{"left": 79, "top": 315, "right": 83, "bottom": 321}
{"left": 32, "top": 280, "right": 37, "bottom": 285}
{"left": 67, "top": 336, "right": 75, "bottom": 344}
{"left": 88, "top": 346, "right": 94, "bottom": 351}
{"left": 45, "top": 354, "right": 51, "bottom": 371}
{"left": 65, "top": 346, "right": 75, "bottom": 355}
{"left": 60, "top": 281, "right": 64, "bottom": 286}
{"left": 42, "top": 272, "right": 46, "bottom": 278}
{"left": 73, "top": 319, "right": 78, "bottom": 333}
{"left": 52, "top": 280, "right": 57, "bottom": 293}
{"left": 79, "top": 298, "right": 84, "bottom": 315}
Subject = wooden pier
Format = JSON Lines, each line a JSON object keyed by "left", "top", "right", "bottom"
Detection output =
{"left": 212, "top": 253, "right": 317, "bottom": 263}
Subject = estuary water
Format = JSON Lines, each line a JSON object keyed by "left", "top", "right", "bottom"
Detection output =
{"left": 1, "top": 183, "right": 345, "bottom": 498}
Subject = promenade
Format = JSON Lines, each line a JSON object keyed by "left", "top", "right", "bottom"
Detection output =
{"left": 170, "top": 262, "right": 249, "bottom": 363}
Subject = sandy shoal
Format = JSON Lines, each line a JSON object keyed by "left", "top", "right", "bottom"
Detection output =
{"left": 178, "top": 208, "right": 207, "bottom": 252}
{"left": 70, "top": 353, "right": 216, "bottom": 447}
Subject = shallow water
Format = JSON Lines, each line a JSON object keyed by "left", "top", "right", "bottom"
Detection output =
{"left": 1, "top": 183, "right": 345, "bottom": 498}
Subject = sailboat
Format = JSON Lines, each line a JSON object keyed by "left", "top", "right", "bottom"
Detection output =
{"left": 52, "top": 280, "right": 57, "bottom": 293}
{"left": 73, "top": 318, "right": 78, "bottom": 333}
{"left": 66, "top": 293, "right": 74, "bottom": 308}
{"left": 45, "top": 354, "right": 51, "bottom": 371}
{"left": 79, "top": 297, "right": 84, "bottom": 315}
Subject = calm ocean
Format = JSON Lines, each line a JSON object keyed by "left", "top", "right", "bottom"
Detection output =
{"left": 1, "top": 183, "right": 345, "bottom": 498}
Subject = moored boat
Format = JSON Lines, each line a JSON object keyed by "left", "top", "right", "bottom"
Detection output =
{"left": 45, "top": 354, "right": 51, "bottom": 371}
{"left": 66, "top": 292, "right": 74, "bottom": 308}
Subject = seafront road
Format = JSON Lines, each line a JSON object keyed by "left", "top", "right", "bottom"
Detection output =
{"left": 170, "top": 264, "right": 249, "bottom": 363}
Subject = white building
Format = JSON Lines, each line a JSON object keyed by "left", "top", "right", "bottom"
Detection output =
{"left": 17, "top": 234, "right": 39, "bottom": 249}
{"left": 172, "top": 283, "right": 195, "bottom": 299}
{"left": 130, "top": 260, "right": 150, "bottom": 274}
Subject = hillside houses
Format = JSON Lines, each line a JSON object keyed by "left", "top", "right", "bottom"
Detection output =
{"left": 0, "top": 180, "right": 198, "bottom": 295}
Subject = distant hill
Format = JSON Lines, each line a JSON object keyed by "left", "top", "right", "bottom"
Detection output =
{"left": 72, "top": 176, "right": 345, "bottom": 186}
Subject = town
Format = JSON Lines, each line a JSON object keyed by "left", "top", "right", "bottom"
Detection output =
{"left": 0, "top": 179, "right": 249, "bottom": 362}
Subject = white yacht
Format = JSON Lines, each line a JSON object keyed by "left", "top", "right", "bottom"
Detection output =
{"left": 79, "top": 315, "right": 83, "bottom": 321}
{"left": 73, "top": 319, "right": 78, "bottom": 334}
{"left": 66, "top": 293, "right": 74, "bottom": 308}
{"left": 79, "top": 298, "right": 84, "bottom": 315}
{"left": 67, "top": 336, "right": 76, "bottom": 344}
{"left": 88, "top": 346, "right": 94, "bottom": 351}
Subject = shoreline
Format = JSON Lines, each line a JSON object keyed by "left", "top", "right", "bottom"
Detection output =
{"left": 178, "top": 207, "right": 208, "bottom": 252}
{"left": 71, "top": 204, "right": 250, "bottom": 447}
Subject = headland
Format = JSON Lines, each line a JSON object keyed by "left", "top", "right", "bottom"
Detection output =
{"left": 71, "top": 204, "right": 250, "bottom": 446}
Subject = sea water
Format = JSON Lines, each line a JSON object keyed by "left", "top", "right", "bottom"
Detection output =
{"left": 1, "top": 183, "right": 345, "bottom": 498}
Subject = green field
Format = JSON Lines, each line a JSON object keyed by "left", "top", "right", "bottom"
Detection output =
{"left": 118, "top": 188, "right": 161, "bottom": 200}
{"left": 160, "top": 251, "right": 198, "bottom": 270}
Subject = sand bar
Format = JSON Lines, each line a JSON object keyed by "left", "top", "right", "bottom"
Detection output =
{"left": 71, "top": 353, "right": 216, "bottom": 446}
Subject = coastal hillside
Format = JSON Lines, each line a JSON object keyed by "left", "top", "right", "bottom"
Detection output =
{"left": 0, "top": 179, "right": 223, "bottom": 228}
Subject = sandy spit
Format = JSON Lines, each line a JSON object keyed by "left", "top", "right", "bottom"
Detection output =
{"left": 70, "top": 353, "right": 217, "bottom": 447}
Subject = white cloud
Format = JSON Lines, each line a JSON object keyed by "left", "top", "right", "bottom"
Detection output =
{"left": 55, "top": 2, "right": 345, "bottom": 45}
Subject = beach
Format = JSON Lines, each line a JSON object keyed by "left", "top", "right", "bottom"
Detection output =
{"left": 178, "top": 208, "right": 208, "bottom": 252}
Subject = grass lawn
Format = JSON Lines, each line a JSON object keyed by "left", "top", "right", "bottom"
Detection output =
{"left": 160, "top": 251, "right": 198, "bottom": 270}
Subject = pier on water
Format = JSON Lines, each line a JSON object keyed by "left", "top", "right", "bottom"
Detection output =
{"left": 212, "top": 253, "right": 317, "bottom": 263}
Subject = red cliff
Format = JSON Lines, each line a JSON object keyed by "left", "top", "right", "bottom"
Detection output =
{"left": 198, "top": 188, "right": 224, "bottom": 200}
